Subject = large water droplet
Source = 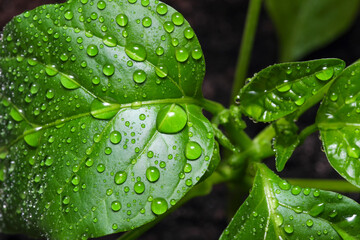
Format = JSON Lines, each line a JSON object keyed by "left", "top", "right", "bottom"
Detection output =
{"left": 111, "top": 201, "right": 121, "bottom": 212}
{"left": 284, "top": 224, "right": 294, "bottom": 234}
{"left": 185, "top": 141, "right": 202, "bottom": 160}
{"left": 134, "top": 181, "right": 145, "bottom": 194}
{"left": 151, "top": 198, "right": 168, "bottom": 215}
{"left": 347, "top": 145, "right": 360, "bottom": 158}
{"left": 133, "top": 70, "right": 147, "bottom": 84}
{"left": 146, "top": 166, "right": 160, "bottom": 182}
{"left": 60, "top": 75, "right": 80, "bottom": 90}
{"left": 156, "top": 104, "right": 187, "bottom": 134}
{"left": 155, "top": 65, "right": 168, "bottom": 78}
{"left": 309, "top": 203, "right": 325, "bottom": 217}
{"left": 171, "top": 12, "right": 184, "bottom": 26}
{"left": 90, "top": 99, "right": 119, "bottom": 120}
{"left": 175, "top": 47, "right": 189, "bottom": 63}
{"left": 24, "top": 129, "right": 41, "bottom": 147}
{"left": 103, "top": 35, "right": 117, "bottom": 47}
{"left": 87, "top": 44, "right": 99, "bottom": 57}
{"left": 114, "top": 171, "right": 127, "bottom": 185}
{"left": 10, "top": 108, "right": 23, "bottom": 122}
{"left": 125, "top": 43, "right": 147, "bottom": 62}
{"left": 276, "top": 80, "right": 291, "bottom": 92}
{"left": 116, "top": 14, "right": 128, "bottom": 27}
{"left": 275, "top": 213, "right": 284, "bottom": 226}
{"left": 142, "top": 17, "right": 152, "bottom": 28}
{"left": 156, "top": 3, "right": 168, "bottom": 15}
{"left": 316, "top": 67, "right": 334, "bottom": 81}
{"left": 45, "top": 65, "right": 59, "bottom": 77}
{"left": 110, "top": 131, "right": 122, "bottom": 144}
{"left": 103, "top": 64, "right": 115, "bottom": 76}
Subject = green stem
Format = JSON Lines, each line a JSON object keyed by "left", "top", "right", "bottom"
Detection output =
{"left": 299, "top": 123, "right": 318, "bottom": 143}
{"left": 287, "top": 179, "right": 360, "bottom": 193}
{"left": 199, "top": 98, "right": 226, "bottom": 116}
{"left": 231, "top": 0, "right": 263, "bottom": 101}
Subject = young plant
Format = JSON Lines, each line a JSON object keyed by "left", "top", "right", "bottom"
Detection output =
{"left": 0, "top": 0, "right": 359, "bottom": 240}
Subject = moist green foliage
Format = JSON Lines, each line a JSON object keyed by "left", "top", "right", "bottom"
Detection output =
{"left": 0, "top": 0, "right": 217, "bottom": 239}
{"left": 220, "top": 164, "right": 360, "bottom": 240}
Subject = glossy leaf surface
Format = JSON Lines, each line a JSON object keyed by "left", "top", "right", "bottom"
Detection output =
{"left": 317, "top": 61, "right": 360, "bottom": 188}
{"left": 239, "top": 59, "right": 345, "bottom": 122}
{"left": 0, "top": 0, "right": 215, "bottom": 239}
{"left": 266, "top": 0, "right": 360, "bottom": 62}
{"left": 220, "top": 164, "right": 360, "bottom": 240}
{"left": 273, "top": 118, "right": 300, "bottom": 172}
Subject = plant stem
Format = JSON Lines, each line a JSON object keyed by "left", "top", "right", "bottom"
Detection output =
{"left": 231, "top": 0, "right": 263, "bottom": 102}
{"left": 199, "top": 98, "right": 226, "bottom": 116}
{"left": 299, "top": 123, "right": 318, "bottom": 143}
{"left": 287, "top": 179, "right": 360, "bottom": 193}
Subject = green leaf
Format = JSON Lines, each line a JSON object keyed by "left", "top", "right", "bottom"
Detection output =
{"left": 317, "top": 61, "right": 360, "bottom": 188}
{"left": 273, "top": 118, "right": 300, "bottom": 172}
{"left": 0, "top": 1, "right": 215, "bottom": 239}
{"left": 239, "top": 59, "right": 345, "bottom": 122}
{"left": 265, "top": 0, "right": 360, "bottom": 62}
{"left": 220, "top": 164, "right": 360, "bottom": 240}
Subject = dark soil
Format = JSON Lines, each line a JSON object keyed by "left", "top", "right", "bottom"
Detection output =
{"left": 1, "top": 0, "right": 360, "bottom": 239}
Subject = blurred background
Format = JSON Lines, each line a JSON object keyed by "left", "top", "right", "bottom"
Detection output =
{"left": 1, "top": 0, "right": 360, "bottom": 239}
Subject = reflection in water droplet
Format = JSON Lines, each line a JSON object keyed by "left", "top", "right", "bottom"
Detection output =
{"left": 171, "top": 12, "right": 184, "bottom": 26}
{"left": 175, "top": 47, "right": 189, "bottom": 63}
{"left": 110, "top": 131, "right": 122, "bottom": 144}
{"left": 103, "top": 64, "right": 115, "bottom": 76}
{"left": 116, "top": 14, "right": 128, "bottom": 27}
{"left": 156, "top": 3, "right": 168, "bottom": 15}
{"left": 156, "top": 104, "right": 187, "bottom": 134}
{"left": 114, "top": 171, "right": 127, "bottom": 185}
{"left": 133, "top": 70, "right": 147, "bottom": 84}
{"left": 134, "top": 181, "right": 145, "bottom": 194}
{"left": 111, "top": 201, "right": 121, "bottom": 212}
{"left": 103, "top": 35, "right": 117, "bottom": 47}
{"left": 87, "top": 44, "right": 99, "bottom": 57}
{"left": 284, "top": 224, "right": 294, "bottom": 234}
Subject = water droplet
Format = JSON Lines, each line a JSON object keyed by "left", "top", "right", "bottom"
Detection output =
{"left": 114, "top": 171, "right": 127, "bottom": 185}
{"left": 85, "top": 158, "right": 94, "bottom": 167}
{"left": 156, "top": 3, "right": 168, "bottom": 15}
{"left": 103, "top": 64, "right": 115, "bottom": 76}
{"left": 276, "top": 81, "right": 291, "bottom": 92}
{"left": 103, "top": 35, "right": 117, "bottom": 47}
{"left": 45, "top": 65, "right": 59, "bottom": 77}
{"left": 24, "top": 129, "right": 41, "bottom": 147}
{"left": 347, "top": 146, "right": 360, "bottom": 158}
{"left": 329, "top": 209, "right": 338, "bottom": 218}
{"left": 284, "top": 224, "right": 294, "bottom": 234}
{"left": 146, "top": 166, "right": 160, "bottom": 182}
{"left": 278, "top": 180, "right": 291, "bottom": 190}
{"left": 151, "top": 198, "right": 168, "bottom": 215}
{"left": 309, "top": 203, "right": 325, "bottom": 217}
{"left": 110, "top": 131, "right": 122, "bottom": 144}
{"left": 156, "top": 104, "right": 187, "bottom": 134}
{"left": 71, "top": 175, "right": 80, "bottom": 185}
{"left": 64, "top": 10, "right": 74, "bottom": 20}
{"left": 184, "top": 27, "right": 195, "bottom": 40}
{"left": 60, "top": 75, "right": 80, "bottom": 90}
{"left": 44, "top": 156, "right": 54, "bottom": 166}
{"left": 156, "top": 47, "right": 164, "bottom": 56}
{"left": 133, "top": 70, "right": 147, "bottom": 84}
{"left": 184, "top": 163, "right": 192, "bottom": 173}
{"left": 10, "top": 108, "right": 23, "bottom": 122}
{"left": 87, "top": 44, "right": 99, "bottom": 57}
{"left": 175, "top": 47, "right": 189, "bottom": 62}
{"left": 306, "top": 219, "right": 314, "bottom": 227}
{"left": 171, "top": 12, "right": 184, "bottom": 26}
{"left": 275, "top": 213, "right": 284, "bottom": 226}
{"left": 316, "top": 67, "right": 334, "bottom": 81}
{"left": 155, "top": 65, "right": 168, "bottom": 78}
{"left": 116, "top": 14, "right": 128, "bottom": 27}
{"left": 291, "top": 186, "right": 302, "bottom": 195}
{"left": 295, "top": 97, "right": 305, "bottom": 106}
{"left": 134, "top": 181, "right": 145, "bottom": 194}
{"left": 191, "top": 48, "right": 203, "bottom": 60}
{"left": 111, "top": 201, "right": 121, "bottom": 212}
{"left": 185, "top": 141, "right": 202, "bottom": 160}
{"left": 142, "top": 17, "right": 152, "bottom": 28}
{"left": 163, "top": 21, "right": 174, "bottom": 33}
{"left": 330, "top": 92, "right": 338, "bottom": 102}
{"left": 125, "top": 43, "right": 147, "bottom": 62}
{"left": 90, "top": 99, "right": 119, "bottom": 120}
{"left": 97, "top": 164, "right": 105, "bottom": 173}
{"left": 141, "top": 0, "right": 150, "bottom": 6}
{"left": 97, "top": 0, "right": 106, "bottom": 10}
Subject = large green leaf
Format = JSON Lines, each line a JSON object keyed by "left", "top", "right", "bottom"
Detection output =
{"left": 220, "top": 164, "right": 360, "bottom": 240}
{"left": 266, "top": 0, "right": 360, "bottom": 62}
{"left": 317, "top": 61, "right": 360, "bottom": 188}
{"left": 0, "top": 0, "right": 216, "bottom": 239}
{"left": 239, "top": 59, "right": 345, "bottom": 122}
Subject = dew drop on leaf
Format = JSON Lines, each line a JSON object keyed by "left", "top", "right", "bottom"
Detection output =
{"left": 171, "top": 12, "right": 184, "bottom": 26}
{"left": 156, "top": 104, "right": 187, "bottom": 134}
{"left": 103, "top": 63, "right": 115, "bottom": 76}
{"left": 60, "top": 75, "right": 80, "bottom": 90}
{"left": 309, "top": 203, "right": 325, "bottom": 217}
{"left": 185, "top": 141, "right": 202, "bottom": 160}
{"left": 283, "top": 224, "right": 294, "bottom": 234}
{"left": 111, "top": 201, "right": 121, "bottom": 212}
{"left": 133, "top": 70, "right": 147, "bottom": 84}
{"left": 125, "top": 43, "right": 147, "bottom": 62}
{"left": 116, "top": 14, "right": 128, "bottom": 27}
{"left": 146, "top": 166, "right": 160, "bottom": 182}
{"left": 90, "top": 99, "right": 118, "bottom": 120}
{"left": 87, "top": 44, "right": 99, "bottom": 57}
{"left": 45, "top": 65, "right": 59, "bottom": 77}
{"left": 134, "top": 181, "right": 145, "bottom": 194}
{"left": 156, "top": 3, "right": 168, "bottom": 15}
{"left": 155, "top": 65, "right": 168, "bottom": 78}
{"left": 142, "top": 17, "right": 152, "bottom": 28}
{"left": 151, "top": 198, "right": 168, "bottom": 215}
{"left": 110, "top": 131, "right": 122, "bottom": 144}
{"left": 175, "top": 47, "right": 189, "bottom": 63}
{"left": 114, "top": 171, "right": 127, "bottom": 185}
{"left": 24, "top": 129, "right": 41, "bottom": 147}
{"left": 103, "top": 36, "right": 117, "bottom": 47}
{"left": 316, "top": 67, "right": 334, "bottom": 81}
{"left": 191, "top": 48, "right": 203, "bottom": 60}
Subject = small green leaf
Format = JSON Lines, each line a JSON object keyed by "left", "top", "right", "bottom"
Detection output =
{"left": 220, "top": 164, "right": 360, "bottom": 240}
{"left": 239, "top": 59, "right": 345, "bottom": 122}
{"left": 273, "top": 118, "right": 300, "bottom": 172}
{"left": 266, "top": 0, "right": 360, "bottom": 62}
{"left": 0, "top": 0, "right": 215, "bottom": 239}
{"left": 317, "top": 61, "right": 360, "bottom": 188}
